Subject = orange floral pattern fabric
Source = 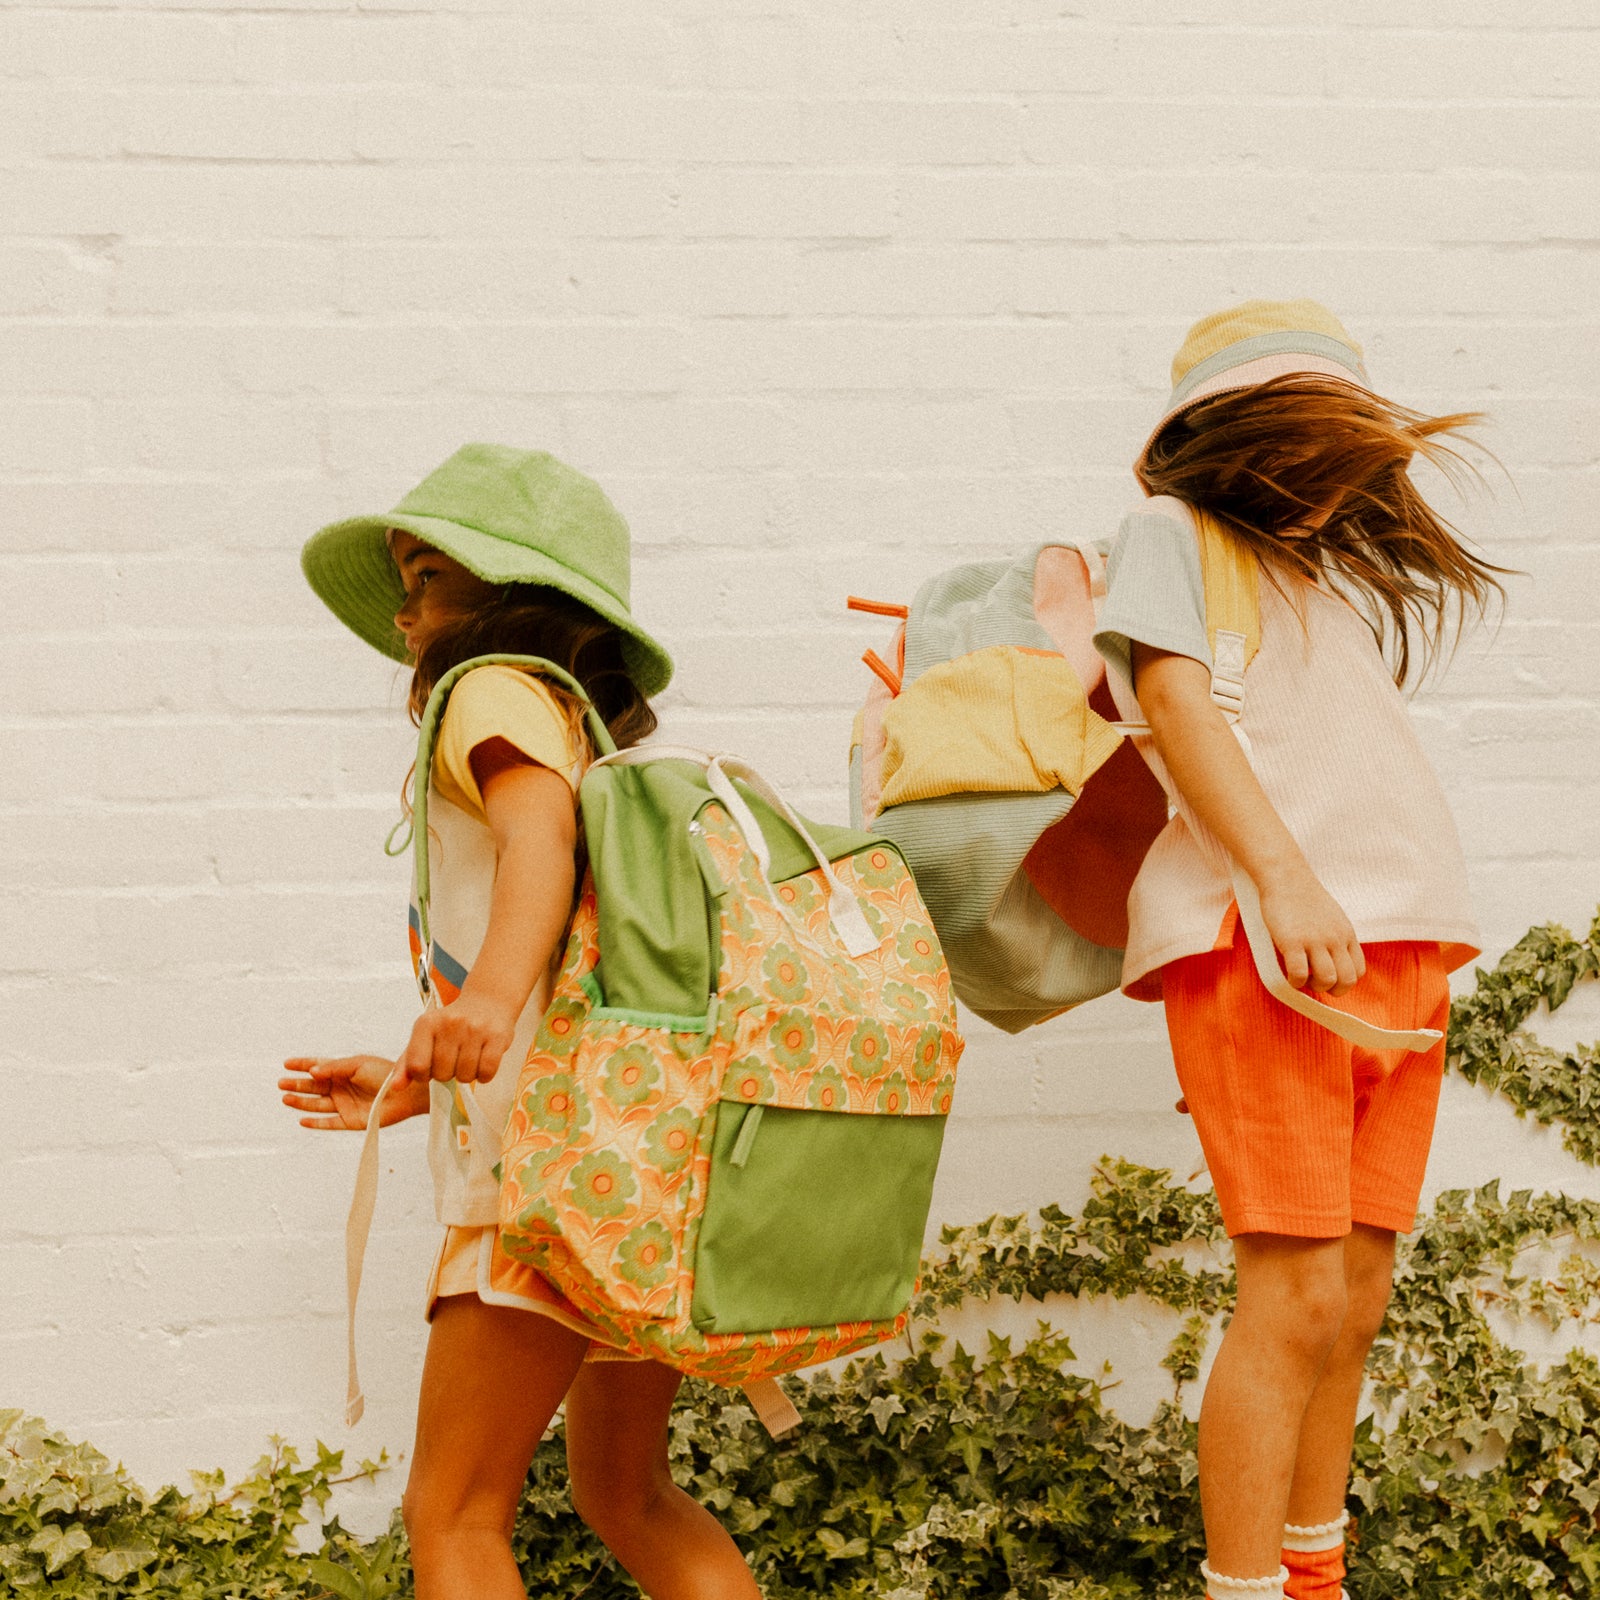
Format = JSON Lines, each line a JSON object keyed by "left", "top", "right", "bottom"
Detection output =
{"left": 497, "top": 804, "right": 962, "bottom": 1383}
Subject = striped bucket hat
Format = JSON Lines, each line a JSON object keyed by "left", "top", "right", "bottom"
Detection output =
{"left": 1136, "top": 298, "right": 1369, "bottom": 470}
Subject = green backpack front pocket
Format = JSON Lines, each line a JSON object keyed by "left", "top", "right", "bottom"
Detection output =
{"left": 690, "top": 1102, "right": 947, "bottom": 1335}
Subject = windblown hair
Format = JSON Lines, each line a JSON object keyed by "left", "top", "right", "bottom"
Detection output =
{"left": 405, "top": 582, "right": 658, "bottom": 752}
{"left": 1137, "top": 374, "right": 1510, "bottom": 685}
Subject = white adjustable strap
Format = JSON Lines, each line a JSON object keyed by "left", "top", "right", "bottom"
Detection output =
{"left": 590, "top": 746, "right": 879, "bottom": 958}
{"left": 1111, "top": 627, "right": 1249, "bottom": 739}
{"left": 343, "top": 970, "right": 502, "bottom": 1427}
{"left": 1230, "top": 868, "right": 1440, "bottom": 1054}
{"left": 742, "top": 1376, "right": 802, "bottom": 1437}
{"left": 344, "top": 1065, "right": 397, "bottom": 1426}
{"left": 709, "top": 755, "right": 879, "bottom": 957}
{"left": 1209, "top": 627, "right": 1247, "bottom": 720}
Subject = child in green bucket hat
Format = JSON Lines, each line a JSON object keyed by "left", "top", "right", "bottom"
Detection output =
{"left": 299, "top": 442, "right": 673, "bottom": 698}
{"left": 281, "top": 445, "right": 760, "bottom": 1599}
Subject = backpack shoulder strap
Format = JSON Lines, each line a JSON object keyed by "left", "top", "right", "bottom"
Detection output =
{"left": 411, "top": 653, "right": 615, "bottom": 962}
{"left": 1193, "top": 509, "right": 1260, "bottom": 722}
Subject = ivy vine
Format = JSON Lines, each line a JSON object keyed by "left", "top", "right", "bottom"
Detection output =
{"left": 5, "top": 916, "right": 1600, "bottom": 1598}
{"left": 1447, "top": 911, "right": 1600, "bottom": 1166}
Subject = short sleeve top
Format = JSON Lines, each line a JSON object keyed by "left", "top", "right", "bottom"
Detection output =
{"left": 433, "top": 664, "right": 584, "bottom": 820}
{"left": 1091, "top": 497, "right": 1480, "bottom": 999}
{"left": 1093, "top": 507, "right": 1214, "bottom": 688}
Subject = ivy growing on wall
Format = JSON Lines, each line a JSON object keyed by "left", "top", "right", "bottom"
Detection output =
{"left": 4, "top": 915, "right": 1599, "bottom": 1598}
{"left": 1447, "top": 914, "right": 1600, "bottom": 1167}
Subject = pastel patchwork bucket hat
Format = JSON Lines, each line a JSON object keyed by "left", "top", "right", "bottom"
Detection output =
{"left": 1137, "top": 297, "right": 1369, "bottom": 471}
{"left": 302, "top": 443, "right": 673, "bottom": 696}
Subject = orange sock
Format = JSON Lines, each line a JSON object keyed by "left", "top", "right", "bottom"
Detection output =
{"left": 1281, "top": 1512, "right": 1348, "bottom": 1600}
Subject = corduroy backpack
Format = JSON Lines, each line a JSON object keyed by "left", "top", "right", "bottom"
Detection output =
{"left": 353, "top": 654, "right": 965, "bottom": 1435}
{"left": 846, "top": 509, "right": 1442, "bottom": 1056}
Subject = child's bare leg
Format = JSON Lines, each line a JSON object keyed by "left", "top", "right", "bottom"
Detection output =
{"left": 565, "top": 1360, "right": 761, "bottom": 1600}
{"left": 1200, "top": 1233, "right": 1348, "bottom": 1580}
{"left": 1286, "top": 1224, "right": 1397, "bottom": 1522}
{"left": 402, "top": 1297, "right": 589, "bottom": 1600}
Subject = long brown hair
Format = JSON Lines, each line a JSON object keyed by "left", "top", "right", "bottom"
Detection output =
{"left": 406, "top": 582, "right": 658, "bottom": 752}
{"left": 1137, "top": 374, "right": 1511, "bottom": 685}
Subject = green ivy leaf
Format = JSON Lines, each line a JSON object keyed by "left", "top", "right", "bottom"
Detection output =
{"left": 84, "top": 1537, "right": 158, "bottom": 1580}
{"left": 817, "top": 1527, "right": 870, "bottom": 1559}
{"left": 868, "top": 1395, "right": 906, "bottom": 1435}
{"left": 309, "top": 1556, "right": 370, "bottom": 1599}
{"left": 27, "top": 1522, "right": 90, "bottom": 1575}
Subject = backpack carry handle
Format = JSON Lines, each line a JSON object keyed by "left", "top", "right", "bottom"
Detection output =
{"left": 707, "top": 755, "right": 879, "bottom": 958}
{"left": 590, "top": 746, "right": 880, "bottom": 959}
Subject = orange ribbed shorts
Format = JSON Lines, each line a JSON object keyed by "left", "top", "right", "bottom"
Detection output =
{"left": 1162, "top": 925, "right": 1449, "bottom": 1239}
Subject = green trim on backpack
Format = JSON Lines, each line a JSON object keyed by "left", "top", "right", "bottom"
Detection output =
{"left": 575, "top": 970, "right": 711, "bottom": 1034}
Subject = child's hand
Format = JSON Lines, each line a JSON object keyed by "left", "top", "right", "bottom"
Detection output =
{"left": 1256, "top": 865, "right": 1365, "bottom": 995}
{"left": 397, "top": 993, "right": 518, "bottom": 1087}
{"left": 279, "top": 1055, "right": 430, "bottom": 1130}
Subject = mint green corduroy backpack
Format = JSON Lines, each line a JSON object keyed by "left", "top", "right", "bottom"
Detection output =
{"left": 847, "top": 522, "right": 1449, "bottom": 1055}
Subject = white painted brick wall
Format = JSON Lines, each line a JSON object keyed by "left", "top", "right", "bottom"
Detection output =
{"left": 4, "top": 0, "right": 1599, "bottom": 1528}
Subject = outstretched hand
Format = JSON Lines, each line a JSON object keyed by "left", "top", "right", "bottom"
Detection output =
{"left": 279, "top": 1055, "right": 431, "bottom": 1131}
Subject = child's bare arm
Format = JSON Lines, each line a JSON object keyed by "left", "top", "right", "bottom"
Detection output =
{"left": 1132, "top": 642, "right": 1364, "bottom": 995}
{"left": 278, "top": 1054, "right": 431, "bottom": 1130}
{"left": 398, "top": 738, "right": 578, "bottom": 1087}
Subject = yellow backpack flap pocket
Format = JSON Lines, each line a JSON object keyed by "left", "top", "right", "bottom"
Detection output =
{"left": 877, "top": 646, "right": 1123, "bottom": 811}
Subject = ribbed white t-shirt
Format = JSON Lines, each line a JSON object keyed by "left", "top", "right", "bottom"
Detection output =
{"left": 1093, "top": 500, "right": 1480, "bottom": 1000}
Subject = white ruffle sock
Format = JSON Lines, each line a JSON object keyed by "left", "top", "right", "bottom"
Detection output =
{"left": 1200, "top": 1560, "right": 1289, "bottom": 1600}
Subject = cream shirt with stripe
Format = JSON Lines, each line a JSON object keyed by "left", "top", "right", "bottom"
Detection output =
{"left": 411, "top": 664, "right": 584, "bottom": 1228}
{"left": 1092, "top": 498, "right": 1480, "bottom": 1001}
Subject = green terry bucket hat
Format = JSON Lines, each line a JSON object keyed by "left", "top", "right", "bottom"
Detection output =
{"left": 301, "top": 443, "right": 673, "bottom": 697}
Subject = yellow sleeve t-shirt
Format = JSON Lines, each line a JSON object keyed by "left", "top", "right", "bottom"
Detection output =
{"left": 432, "top": 664, "right": 585, "bottom": 822}
{"left": 417, "top": 663, "right": 585, "bottom": 1234}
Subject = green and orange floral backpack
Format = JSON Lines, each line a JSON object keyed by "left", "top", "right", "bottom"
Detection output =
{"left": 413, "top": 655, "right": 964, "bottom": 1433}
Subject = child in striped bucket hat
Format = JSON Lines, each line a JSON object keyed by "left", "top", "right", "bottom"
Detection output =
{"left": 1091, "top": 299, "right": 1509, "bottom": 1600}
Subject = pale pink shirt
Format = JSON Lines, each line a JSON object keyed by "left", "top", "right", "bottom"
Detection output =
{"left": 1093, "top": 500, "right": 1480, "bottom": 1000}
